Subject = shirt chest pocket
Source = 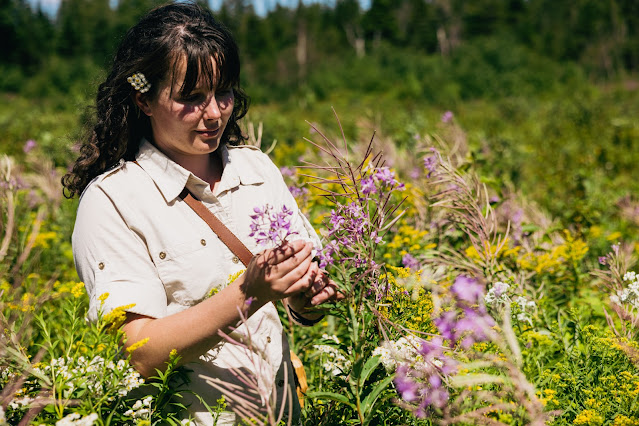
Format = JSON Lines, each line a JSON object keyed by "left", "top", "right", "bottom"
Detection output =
{"left": 154, "top": 237, "right": 227, "bottom": 307}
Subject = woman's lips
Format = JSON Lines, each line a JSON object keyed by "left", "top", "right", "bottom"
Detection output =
{"left": 195, "top": 128, "right": 220, "bottom": 138}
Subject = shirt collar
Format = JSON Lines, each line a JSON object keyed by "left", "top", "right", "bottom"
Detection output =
{"left": 215, "top": 145, "right": 265, "bottom": 194}
{"left": 134, "top": 140, "right": 265, "bottom": 202}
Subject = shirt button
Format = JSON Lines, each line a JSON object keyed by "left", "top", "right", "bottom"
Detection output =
{"left": 201, "top": 239, "right": 207, "bottom": 246}
{"left": 98, "top": 262, "right": 105, "bottom": 270}
{"left": 232, "top": 256, "right": 240, "bottom": 264}
{"left": 159, "top": 251, "right": 166, "bottom": 260}
{"left": 266, "top": 336, "right": 271, "bottom": 343}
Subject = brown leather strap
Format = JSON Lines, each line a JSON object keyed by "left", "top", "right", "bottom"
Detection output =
{"left": 179, "top": 188, "right": 254, "bottom": 267}
{"left": 132, "top": 160, "right": 254, "bottom": 266}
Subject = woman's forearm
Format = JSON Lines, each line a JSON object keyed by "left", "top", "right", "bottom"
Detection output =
{"left": 122, "top": 274, "right": 266, "bottom": 378}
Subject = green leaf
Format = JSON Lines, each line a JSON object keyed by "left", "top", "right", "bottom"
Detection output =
{"left": 360, "top": 355, "right": 381, "bottom": 386}
{"left": 306, "top": 391, "right": 356, "bottom": 410}
{"left": 361, "top": 375, "right": 394, "bottom": 418}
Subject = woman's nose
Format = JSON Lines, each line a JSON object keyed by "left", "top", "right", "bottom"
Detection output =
{"left": 202, "top": 98, "right": 221, "bottom": 120}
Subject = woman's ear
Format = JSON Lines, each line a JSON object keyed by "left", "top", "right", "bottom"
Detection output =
{"left": 133, "top": 92, "right": 152, "bottom": 116}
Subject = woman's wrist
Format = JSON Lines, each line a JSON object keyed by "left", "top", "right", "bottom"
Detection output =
{"left": 287, "top": 304, "right": 324, "bottom": 326}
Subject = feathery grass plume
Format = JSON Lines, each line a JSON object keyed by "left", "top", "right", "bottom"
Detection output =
{"left": 201, "top": 299, "right": 295, "bottom": 426}
{"left": 295, "top": 110, "right": 411, "bottom": 423}
{"left": 393, "top": 274, "right": 552, "bottom": 425}
{"left": 593, "top": 242, "right": 639, "bottom": 340}
{"left": 299, "top": 109, "right": 406, "bottom": 299}
{"left": 426, "top": 148, "right": 509, "bottom": 283}
{"left": 386, "top": 142, "right": 552, "bottom": 424}
{"left": 0, "top": 154, "right": 66, "bottom": 425}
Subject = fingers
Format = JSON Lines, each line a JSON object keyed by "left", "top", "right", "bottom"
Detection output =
{"left": 310, "top": 277, "right": 345, "bottom": 306}
{"left": 270, "top": 241, "right": 314, "bottom": 276}
{"left": 282, "top": 254, "right": 317, "bottom": 296}
{"left": 260, "top": 239, "right": 309, "bottom": 267}
{"left": 310, "top": 281, "right": 337, "bottom": 306}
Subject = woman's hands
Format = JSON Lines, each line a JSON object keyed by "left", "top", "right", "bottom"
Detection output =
{"left": 242, "top": 239, "right": 316, "bottom": 303}
{"left": 242, "top": 239, "right": 342, "bottom": 313}
{"left": 286, "top": 262, "right": 341, "bottom": 314}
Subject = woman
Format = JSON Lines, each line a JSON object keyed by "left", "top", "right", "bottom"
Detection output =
{"left": 62, "top": 2, "right": 338, "bottom": 424}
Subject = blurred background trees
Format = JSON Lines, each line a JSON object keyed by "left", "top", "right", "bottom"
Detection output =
{"left": 2, "top": 0, "right": 638, "bottom": 229}
{"left": 2, "top": 0, "right": 638, "bottom": 98}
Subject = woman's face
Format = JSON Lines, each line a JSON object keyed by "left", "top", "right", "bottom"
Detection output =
{"left": 136, "top": 58, "right": 234, "bottom": 163}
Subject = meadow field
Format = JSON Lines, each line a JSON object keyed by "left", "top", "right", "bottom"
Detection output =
{"left": 2, "top": 1, "right": 639, "bottom": 424}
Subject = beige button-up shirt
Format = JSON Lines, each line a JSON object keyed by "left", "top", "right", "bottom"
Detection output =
{"left": 73, "top": 140, "right": 320, "bottom": 425}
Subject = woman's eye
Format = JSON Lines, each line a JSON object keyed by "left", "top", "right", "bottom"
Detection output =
{"left": 179, "top": 94, "right": 205, "bottom": 103}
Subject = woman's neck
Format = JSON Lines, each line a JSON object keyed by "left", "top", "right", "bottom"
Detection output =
{"left": 170, "top": 149, "right": 224, "bottom": 192}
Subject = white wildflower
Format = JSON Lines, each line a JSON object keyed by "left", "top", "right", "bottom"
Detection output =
{"left": 372, "top": 346, "right": 393, "bottom": 370}
{"left": 514, "top": 296, "right": 536, "bottom": 325}
{"left": 373, "top": 335, "right": 423, "bottom": 372}
{"left": 0, "top": 406, "right": 6, "bottom": 426}
{"left": 118, "top": 368, "right": 144, "bottom": 396}
{"left": 313, "top": 344, "right": 351, "bottom": 376}
{"left": 321, "top": 333, "right": 340, "bottom": 344}
{"left": 124, "top": 396, "right": 153, "bottom": 419}
{"left": 612, "top": 271, "right": 639, "bottom": 310}
{"left": 55, "top": 413, "right": 98, "bottom": 426}
{"left": 485, "top": 281, "right": 511, "bottom": 305}
{"left": 8, "top": 396, "right": 33, "bottom": 410}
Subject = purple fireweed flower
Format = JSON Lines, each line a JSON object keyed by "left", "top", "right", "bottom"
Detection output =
{"left": 288, "top": 185, "right": 308, "bottom": 198}
{"left": 395, "top": 366, "right": 420, "bottom": 402}
{"left": 373, "top": 167, "right": 402, "bottom": 188}
{"left": 329, "top": 210, "right": 345, "bottom": 229}
{"left": 423, "top": 151, "right": 439, "bottom": 178}
{"left": 451, "top": 275, "right": 485, "bottom": 305}
{"left": 360, "top": 175, "right": 377, "bottom": 195}
{"left": 433, "top": 276, "right": 496, "bottom": 349}
{"left": 374, "top": 167, "right": 395, "bottom": 185}
{"left": 434, "top": 310, "right": 458, "bottom": 342}
{"left": 428, "top": 374, "right": 442, "bottom": 388}
{"left": 410, "top": 167, "right": 421, "bottom": 180}
{"left": 318, "top": 240, "right": 338, "bottom": 268}
{"left": 23, "top": 139, "right": 37, "bottom": 153}
{"left": 402, "top": 253, "right": 420, "bottom": 270}
{"left": 441, "top": 111, "right": 454, "bottom": 123}
{"left": 249, "top": 204, "right": 298, "bottom": 247}
{"left": 419, "top": 337, "right": 444, "bottom": 358}
{"left": 279, "top": 166, "right": 295, "bottom": 177}
{"left": 395, "top": 338, "right": 455, "bottom": 416}
{"left": 370, "top": 231, "right": 383, "bottom": 244}
{"left": 455, "top": 309, "right": 494, "bottom": 348}
{"left": 599, "top": 256, "right": 607, "bottom": 266}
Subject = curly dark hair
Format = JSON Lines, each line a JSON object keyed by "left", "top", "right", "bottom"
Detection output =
{"left": 62, "top": 1, "right": 249, "bottom": 198}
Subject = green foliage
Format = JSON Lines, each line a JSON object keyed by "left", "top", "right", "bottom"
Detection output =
{"left": 2, "top": 2, "right": 639, "bottom": 424}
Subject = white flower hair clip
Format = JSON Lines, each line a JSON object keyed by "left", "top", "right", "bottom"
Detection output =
{"left": 127, "top": 73, "right": 151, "bottom": 93}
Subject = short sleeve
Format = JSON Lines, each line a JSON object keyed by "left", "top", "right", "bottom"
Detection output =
{"left": 73, "top": 183, "right": 168, "bottom": 322}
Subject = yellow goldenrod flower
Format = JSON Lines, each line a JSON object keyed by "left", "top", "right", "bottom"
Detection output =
{"left": 71, "top": 282, "right": 85, "bottom": 298}
{"left": 103, "top": 303, "right": 136, "bottom": 331}
{"left": 613, "top": 415, "right": 639, "bottom": 426}
{"left": 574, "top": 409, "right": 604, "bottom": 425}
{"left": 606, "top": 231, "right": 623, "bottom": 241}
{"left": 127, "top": 338, "right": 150, "bottom": 353}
